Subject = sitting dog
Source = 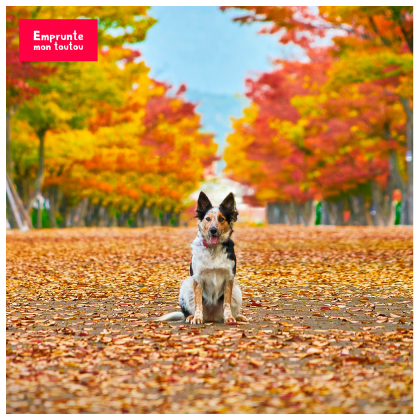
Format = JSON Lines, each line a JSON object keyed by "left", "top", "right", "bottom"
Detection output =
{"left": 158, "top": 192, "right": 246, "bottom": 324}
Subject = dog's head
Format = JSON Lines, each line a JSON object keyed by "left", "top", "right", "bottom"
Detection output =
{"left": 195, "top": 192, "right": 238, "bottom": 245}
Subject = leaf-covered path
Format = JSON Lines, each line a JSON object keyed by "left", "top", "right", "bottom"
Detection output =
{"left": 6, "top": 226, "right": 413, "bottom": 413}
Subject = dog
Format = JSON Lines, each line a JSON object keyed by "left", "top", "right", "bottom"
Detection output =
{"left": 158, "top": 192, "right": 246, "bottom": 324}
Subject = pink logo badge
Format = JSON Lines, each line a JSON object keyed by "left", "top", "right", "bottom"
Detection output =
{"left": 19, "top": 19, "right": 98, "bottom": 62}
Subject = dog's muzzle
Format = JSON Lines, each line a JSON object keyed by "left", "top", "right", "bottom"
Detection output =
{"left": 209, "top": 227, "right": 218, "bottom": 244}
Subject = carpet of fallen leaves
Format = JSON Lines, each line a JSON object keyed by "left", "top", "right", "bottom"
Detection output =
{"left": 6, "top": 226, "right": 413, "bottom": 414}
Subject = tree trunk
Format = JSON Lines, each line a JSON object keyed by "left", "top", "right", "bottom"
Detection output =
{"left": 365, "top": 199, "right": 374, "bottom": 227}
{"left": 48, "top": 187, "right": 59, "bottom": 228}
{"left": 400, "top": 97, "right": 413, "bottom": 225}
{"left": 6, "top": 172, "right": 33, "bottom": 229}
{"left": 6, "top": 201, "right": 19, "bottom": 229}
{"left": 80, "top": 199, "right": 87, "bottom": 227}
{"left": 370, "top": 178, "right": 394, "bottom": 226}
{"left": 321, "top": 202, "right": 331, "bottom": 225}
{"left": 15, "top": 178, "right": 32, "bottom": 206}
{"left": 103, "top": 204, "right": 115, "bottom": 227}
{"left": 108, "top": 205, "right": 117, "bottom": 227}
{"left": 323, "top": 198, "right": 345, "bottom": 226}
{"left": 26, "top": 129, "right": 46, "bottom": 212}
{"left": 6, "top": 107, "right": 30, "bottom": 229}
{"left": 286, "top": 202, "right": 299, "bottom": 225}
{"left": 266, "top": 202, "right": 274, "bottom": 224}
{"left": 6, "top": 175, "right": 26, "bottom": 230}
{"left": 267, "top": 201, "right": 285, "bottom": 224}
{"left": 131, "top": 210, "right": 139, "bottom": 227}
{"left": 271, "top": 202, "right": 279, "bottom": 224}
{"left": 152, "top": 205, "right": 161, "bottom": 226}
{"left": 301, "top": 200, "right": 315, "bottom": 226}
{"left": 37, "top": 198, "right": 42, "bottom": 229}
{"left": 388, "top": 148, "right": 405, "bottom": 192}
{"left": 279, "top": 202, "right": 286, "bottom": 224}
{"left": 161, "top": 208, "right": 175, "bottom": 226}
{"left": 384, "top": 123, "right": 409, "bottom": 224}
{"left": 161, "top": 211, "right": 168, "bottom": 226}
{"left": 121, "top": 211, "right": 131, "bottom": 227}
{"left": 59, "top": 195, "right": 69, "bottom": 228}
{"left": 167, "top": 209, "right": 175, "bottom": 226}
{"left": 6, "top": 107, "right": 15, "bottom": 181}
{"left": 146, "top": 208, "right": 152, "bottom": 226}
{"left": 98, "top": 206, "right": 107, "bottom": 227}
{"left": 172, "top": 212, "right": 180, "bottom": 227}
{"left": 92, "top": 204, "right": 102, "bottom": 227}
{"left": 138, "top": 205, "right": 146, "bottom": 227}
{"left": 143, "top": 206, "right": 156, "bottom": 226}
{"left": 389, "top": 200, "right": 397, "bottom": 226}
{"left": 71, "top": 199, "right": 85, "bottom": 227}
{"left": 277, "top": 202, "right": 284, "bottom": 224}
{"left": 117, "top": 211, "right": 124, "bottom": 227}
{"left": 348, "top": 194, "right": 368, "bottom": 226}
{"left": 116, "top": 209, "right": 130, "bottom": 227}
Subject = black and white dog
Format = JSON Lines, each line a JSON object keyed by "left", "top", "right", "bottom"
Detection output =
{"left": 159, "top": 192, "right": 246, "bottom": 324}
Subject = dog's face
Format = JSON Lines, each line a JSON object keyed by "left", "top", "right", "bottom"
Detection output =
{"left": 195, "top": 192, "right": 238, "bottom": 245}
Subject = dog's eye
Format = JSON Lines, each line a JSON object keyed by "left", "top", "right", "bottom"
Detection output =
{"left": 218, "top": 217, "right": 225, "bottom": 223}
{"left": 206, "top": 217, "right": 211, "bottom": 221}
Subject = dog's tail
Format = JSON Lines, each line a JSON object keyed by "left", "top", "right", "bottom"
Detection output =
{"left": 157, "top": 312, "right": 185, "bottom": 322}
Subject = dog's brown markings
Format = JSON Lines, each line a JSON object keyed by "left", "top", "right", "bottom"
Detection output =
{"left": 200, "top": 210, "right": 231, "bottom": 237}
{"left": 223, "top": 279, "right": 236, "bottom": 323}
{"left": 218, "top": 212, "right": 232, "bottom": 235}
{"left": 190, "top": 281, "right": 203, "bottom": 324}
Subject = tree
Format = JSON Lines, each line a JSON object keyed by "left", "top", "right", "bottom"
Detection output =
{"left": 224, "top": 47, "right": 407, "bottom": 226}
{"left": 13, "top": 52, "right": 217, "bottom": 228}
{"left": 225, "top": 55, "right": 330, "bottom": 225}
{"left": 6, "top": 7, "right": 52, "bottom": 179}
{"left": 6, "top": 6, "right": 156, "bottom": 219}
{"left": 223, "top": 6, "right": 413, "bottom": 224}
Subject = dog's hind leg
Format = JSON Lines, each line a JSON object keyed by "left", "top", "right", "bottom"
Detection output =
{"left": 190, "top": 281, "right": 204, "bottom": 324}
{"left": 230, "top": 283, "right": 243, "bottom": 320}
{"left": 223, "top": 278, "right": 236, "bottom": 323}
{"left": 179, "top": 278, "right": 194, "bottom": 315}
{"left": 179, "top": 277, "right": 205, "bottom": 324}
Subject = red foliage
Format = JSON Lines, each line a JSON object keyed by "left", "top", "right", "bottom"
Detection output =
{"left": 6, "top": 7, "right": 54, "bottom": 109}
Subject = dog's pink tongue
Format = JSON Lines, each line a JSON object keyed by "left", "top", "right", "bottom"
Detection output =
{"left": 210, "top": 236, "right": 218, "bottom": 244}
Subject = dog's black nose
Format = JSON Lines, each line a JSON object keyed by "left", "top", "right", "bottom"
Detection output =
{"left": 210, "top": 227, "right": 217, "bottom": 235}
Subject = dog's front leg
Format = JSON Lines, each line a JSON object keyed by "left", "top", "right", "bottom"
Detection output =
{"left": 190, "top": 280, "right": 204, "bottom": 324}
{"left": 223, "top": 278, "right": 236, "bottom": 323}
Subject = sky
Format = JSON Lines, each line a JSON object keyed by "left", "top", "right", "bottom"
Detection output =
{"left": 137, "top": 6, "right": 299, "bottom": 95}
{"left": 134, "top": 6, "right": 301, "bottom": 171}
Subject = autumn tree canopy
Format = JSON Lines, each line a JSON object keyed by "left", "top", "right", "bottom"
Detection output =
{"left": 7, "top": 6, "right": 217, "bottom": 228}
{"left": 223, "top": 6, "right": 413, "bottom": 225}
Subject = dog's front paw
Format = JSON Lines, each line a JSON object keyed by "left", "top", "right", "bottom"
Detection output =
{"left": 190, "top": 314, "right": 203, "bottom": 324}
{"left": 224, "top": 315, "right": 237, "bottom": 324}
{"left": 235, "top": 314, "right": 248, "bottom": 322}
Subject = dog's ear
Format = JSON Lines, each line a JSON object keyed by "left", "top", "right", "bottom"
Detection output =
{"left": 195, "top": 191, "right": 213, "bottom": 220}
{"left": 219, "top": 192, "right": 238, "bottom": 223}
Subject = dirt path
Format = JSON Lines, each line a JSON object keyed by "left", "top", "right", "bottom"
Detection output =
{"left": 6, "top": 226, "right": 413, "bottom": 413}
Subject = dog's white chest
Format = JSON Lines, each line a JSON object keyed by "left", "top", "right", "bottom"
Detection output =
{"left": 191, "top": 241, "right": 235, "bottom": 303}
